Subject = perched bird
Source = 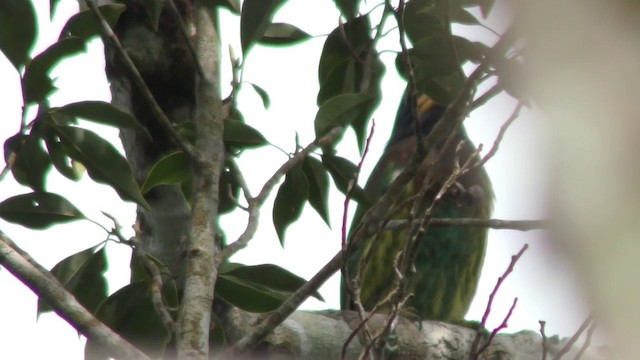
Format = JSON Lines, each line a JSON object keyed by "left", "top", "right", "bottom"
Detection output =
{"left": 341, "top": 92, "right": 493, "bottom": 321}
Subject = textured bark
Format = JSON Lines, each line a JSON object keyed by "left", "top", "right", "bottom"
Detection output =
{"left": 105, "top": 0, "right": 196, "bottom": 274}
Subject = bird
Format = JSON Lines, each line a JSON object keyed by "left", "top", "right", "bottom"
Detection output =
{"left": 341, "top": 91, "right": 493, "bottom": 322}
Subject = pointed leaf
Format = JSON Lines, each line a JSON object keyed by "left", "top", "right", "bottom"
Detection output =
{"left": 321, "top": 154, "right": 371, "bottom": 206}
{"left": 22, "top": 37, "right": 87, "bottom": 105}
{"left": 11, "top": 133, "right": 51, "bottom": 192}
{"left": 51, "top": 125, "right": 150, "bottom": 210}
{"left": 59, "top": 4, "right": 126, "bottom": 40}
{"left": 141, "top": 151, "right": 191, "bottom": 194}
{"left": 57, "top": 101, "right": 148, "bottom": 134}
{"left": 246, "top": 82, "right": 271, "bottom": 109}
{"left": 314, "top": 93, "right": 373, "bottom": 138}
{"left": 0, "top": 192, "right": 85, "bottom": 229}
{"left": 224, "top": 119, "right": 267, "bottom": 148}
{"left": 403, "top": 0, "right": 444, "bottom": 44}
{"left": 44, "top": 129, "right": 85, "bottom": 181}
{"left": 216, "top": 273, "right": 287, "bottom": 313}
{"left": 302, "top": 156, "right": 330, "bottom": 226}
{"left": 272, "top": 165, "right": 309, "bottom": 245}
{"left": 0, "top": 0, "right": 37, "bottom": 70}
{"left": 38, "top": 246, "right": 108, "bottom": 315}
{"left": 260, "top": 22, "right": 311, "bottom": 45}
{"left": 216, "top": 0, "right": 241, "bottom": 14}
{"left": 450, "top": 7, "right": 480, "bottom": 25}
{"left": 240, "top": 0, "right": 286, "bottom": 55}
{"left": 85, "top": 280, "right": 171, "bottom": 359}
{"left": 222, "top": 263, "right": 324, "bottom": 302}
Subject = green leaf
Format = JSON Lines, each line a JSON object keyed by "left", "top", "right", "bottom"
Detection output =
{"left": 0, "top": 0, "right": 37, "bottom": 70}
{"left": 260, "top": 22, "right": 311, "bottom": 45}
{"left": 10, "top": 133, "right": 51, "bottom": 192}
{"left": 224, "top": 119, "right": 267, "bottom": 148}
{"left": 240, "top": 0, "right": 286, "bottom": 55}
{"left": 216, "top": 273, "right": 287, "bottom": 313}
{"left": 56, "top": 101, "right": 148, "bottom": 134}
{"left": 141, "top": 151, "right": 191, "bottom": 194}
{"left": 38, "top": 245, "right": 108, "bottom": 315}
{"left": 450, "top": 7, "right": 480, "bottom": 25}
{"left": 216, "top": 0, "right": 241, "bottom": 14}
{"left": 0, "top": 192, "right": 85, "bottom": 229}
{"left": 44, "top": 129, "right": 85, "bottom": 181}
{"left": 51, "top": 125, "right": 150, "bottom": 210}
{"left": 246, "top": 82, "right": 271, "bottom": 109}
{"left": 272, "top": 165, "right": 309, "bottom": 245}
{"left": 85, "top": 280, "right": 172, "bottom": 359}
{"left": 314, "top": 93, "right": 373, "bottom": 138}
{"left": 302, "top": 157, "right": 330, "bottom": 226}
{"left": 22, "top": 37, "right": 87, "bottom": 105}
{"left": 321, "top": 154, "right": 370, "bottom": 206}
{"left": 221, "top": 263, "right": 324, "bottom": 301}
{"left": 403, "top": 0, "right": 443, "bottom": 45}
{"left": 141, "top": 0, "right": 165, "bottom": 31}
{"left": 59, "top": 4, "right": 126, "bottom": 40}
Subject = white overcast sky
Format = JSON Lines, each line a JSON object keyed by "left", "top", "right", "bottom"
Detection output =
{"left": 0, "top": 1, "right": 594, "bottom": 358}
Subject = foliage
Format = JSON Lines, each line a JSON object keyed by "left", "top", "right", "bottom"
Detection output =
{"left": 0, "top": 0, "right": 522, "bottom": 358}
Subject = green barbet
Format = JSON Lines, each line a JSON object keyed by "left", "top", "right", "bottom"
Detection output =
{"left": 341, "top": 93, "right": 493, "bottom": 321}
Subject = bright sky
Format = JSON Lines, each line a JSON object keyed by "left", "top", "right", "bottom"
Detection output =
{"left": 0, "top": 1, "right": 592, "bottom": 358}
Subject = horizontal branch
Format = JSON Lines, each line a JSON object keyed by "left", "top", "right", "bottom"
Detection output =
{"left": 385, "top": 218, "right": 547, "bottom": 232}
{"left": 0, "top": 231, "right": 150, "bottom": 360}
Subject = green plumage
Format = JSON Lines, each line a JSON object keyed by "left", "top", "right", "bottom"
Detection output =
{"left": 341, "top": 94, "right": 493, "bottom": 321}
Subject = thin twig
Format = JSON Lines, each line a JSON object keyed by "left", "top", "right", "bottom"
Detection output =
{"left": 470, "top": 83, "right": 503, "bottom": 112}
{"left": 84, "top": 0, "right": 197, "bottom": 162}
{"left": 574, "top": 320, "right": 597, "bottom": 360}
{"left": 470, "top": 244, "right": 529, "bottom": 358}
{"left": 477, "top": 102, "right": 523, "bottom": 167}
{"left": 472, "top": 297, "right": 519, "bottom": 359}
{"left": 552, "top": 316, "right": 593, "bottom": 360}
{"left": 540, "top": 320, "right": 549, "bottom": 360}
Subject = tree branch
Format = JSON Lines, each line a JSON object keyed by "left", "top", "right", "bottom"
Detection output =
{"left": 385, "top": 217, "right": 547, "bottom": 231}
{"left": 175, "top": 1, "right": 222, "bottom": 357}
{"left": 0, "top": 231, "right": 151, "bottom": 360}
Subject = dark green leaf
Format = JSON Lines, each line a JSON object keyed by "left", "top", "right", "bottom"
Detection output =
{"left": 240, "top": 0, "right": 286, "bottom": 55}
{"left": 141, "top": 151, "right": 191, "bottom": 194}
{"left": 59, "top": 4, "right": 126, "bottom": 40}
{"left": 450, "top": 7, "right": 480, "bottom": 25}
{"left": 260, "top": 22, "right": 311, "bottom": 45}
{"left": 216, "top": 0, "right": 241, "bottom": 14}
{"left": 22, "top": 37, "right": 87, "bottom": 105}
{"left": 56, "top": 101, "right": 148, "bottom": 134}
{"left": 141, "top": 0, "right": 165, "bottom": 31}
{"left": 302, "top": 157, "right": 330, "bottom": 226}
{"left": 216, "top": 273, "right": 287, "bottom": 313}
{"left": 38, "top": 246, "right": 108, "bottom": 315}
{"left": 224, "top": 119, "right": 267, "bottom": 148}
{"left": 453, "top": 36, "right": 489, "bottom": 64}
{"left": 246, "top": 82, "right": 271, "bottom": 109}
{"left": 0, "top": 0, "right": 37, "bottom": 70}
{"left": 221, "top": 263, "right": 324, "bottom": 301}
{"left": 85, "top": 280, "right": 171, "bottom": 359}
{"left": 50, "top": 0, "right": 63, "bottom": 19}
{"left": 314, "top": 93, "right": 373, "bottom": 138}
{"left": 321, "top": 154, "right": 370, "bottom": 205}
{"left": 11, "top": 133, "right": 51, "bottom": 192}
{"left": 51, "top": 125, "right": 150, "bottom": 210}
{"left": 272, "top": 165, "right": 309, "bottom": 245}
{"left": 403, "top": 0, "right": 443, "bottom": 44}
{"left": 0, "top": 192, "right": 85, "bottom": 229}
{"left": 333, "top": 0, "right": 360, "bottom": 19}
{"left": 44, "top": 129, "right": 85, "bottom": 181}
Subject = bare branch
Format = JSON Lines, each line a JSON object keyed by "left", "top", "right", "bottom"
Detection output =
{"left": 0, "top": 231, "right": 151, "bottom": 360}
{"left": 472, "top": 297, "right": 519, "bottom": 359}
{"left": 84, "top": 0, "right": 197, "bottom": 161}
{"left": 540, "top": 320, "right": 549, "bottom": 360}
{"left": 470, "top": 244, "right": 529, "bottom": 358}
{"left": 552, "top": 316, "right": 594, "bottom": 360}
{"left": 477, "top": 102, "right": 523, "bottom": 167}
